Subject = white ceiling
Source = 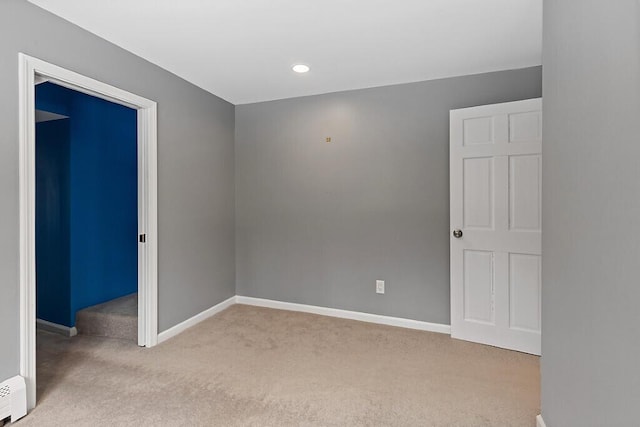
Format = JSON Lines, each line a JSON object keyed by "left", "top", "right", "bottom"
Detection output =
{"left": 28, "top": 0, "right": 542, "bottom": 105}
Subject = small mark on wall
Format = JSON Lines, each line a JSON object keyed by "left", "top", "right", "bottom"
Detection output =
{"left": 326, "top": 137, "right": 332, "bottom": 143}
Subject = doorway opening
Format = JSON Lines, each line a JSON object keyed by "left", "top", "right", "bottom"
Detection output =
{"left": 35, "top": 80, "right": 138, "bottom": 344}
{"left": 19, "top": 54, "right": 158, "bottom": 410}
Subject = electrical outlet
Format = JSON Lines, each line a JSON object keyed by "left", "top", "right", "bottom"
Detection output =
{"left": 376, "top": 280, "right": 385, "bottom": 294}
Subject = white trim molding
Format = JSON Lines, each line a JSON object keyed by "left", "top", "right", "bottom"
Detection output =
{"left": 536, "top": 414, "right": 547, "bottom": 427}
{"left": 157, "top": 296, "right": 236, "bottom": 344}
{"left": 235, "top": 296, "right": 452, "bottom": 334}
{"left": 136, "top": 103, "right": 159, "bottom": 348}
{"left": 18, "top": 53, "right": 158, "bottom": 410}
{"left": 35, "top": 319, "right": 77, "bottom": 337}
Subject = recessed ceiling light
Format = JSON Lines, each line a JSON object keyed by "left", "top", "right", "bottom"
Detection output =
{"left": 292, "top": 64, "right": 310, "bottom": 73}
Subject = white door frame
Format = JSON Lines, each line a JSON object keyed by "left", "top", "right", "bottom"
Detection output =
{"left": 18, "top": 53, "right": 158, "bottom": 409}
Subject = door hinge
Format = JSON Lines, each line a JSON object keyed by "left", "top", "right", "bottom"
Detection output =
{"left": 139, "top": 234, "right": 146, "bottom": 243}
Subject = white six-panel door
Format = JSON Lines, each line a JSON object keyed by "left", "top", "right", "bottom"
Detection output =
{"left": 450, "top": 98, "right": 542, "bottom": 355}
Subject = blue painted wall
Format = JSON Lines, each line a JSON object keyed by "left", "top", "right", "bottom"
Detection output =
{"left": 36, "top": 118, "right": 71, "bottom": 326}
{"left": 35, "top": 82, "right": 71, "bottom": 116}
{"left": 68, "top": 91, "right": 138, "bottom": 323}
{"left": 36, "top": 82, "right": 137, "bottom": 327}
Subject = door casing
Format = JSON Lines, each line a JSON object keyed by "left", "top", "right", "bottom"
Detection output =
{"left": 18, "top": 53, "right": 159, "bottom": 410}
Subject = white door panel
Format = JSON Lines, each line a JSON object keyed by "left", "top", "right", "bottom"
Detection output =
{"left": 463, "top": 116, "right": 495, "bottom": 145}
{"left": 508, "top": 111, "right": 542, "bottom": 143}
{"left": 450, "top": 98, "right": 542, "bottom": 355}
{"left": 463, "top": 157, "right": 494, "bottom": 229}
{"left": 508, "top": 253, "right": 542, "bottom": 332}
{"left": 509, "top": 155, "right": 542, "bottom": 231}
{"left": 463, "top": 250, "right": 495, "bottom": 324}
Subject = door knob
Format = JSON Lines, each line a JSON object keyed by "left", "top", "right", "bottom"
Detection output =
{"left": 453, "top": 229, "right": 463, "bottom": 238}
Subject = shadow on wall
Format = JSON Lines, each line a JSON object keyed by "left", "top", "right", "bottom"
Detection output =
{"left": 35, "top": 82, "right": 138, "bottom": 327}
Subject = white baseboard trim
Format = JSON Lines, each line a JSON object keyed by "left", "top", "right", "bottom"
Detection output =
{"left": 235, "top": 296, "right": 451, "bottom": 335}
{"left": 36, "top": 319, "right": 77, "bottom": 337}
{"left": 156, "top": 295, "right": 451, "bottom": 345}
{"left": 157, "top": 296, "right": 236, "bottom": 344}
{"left": 536, "top": 414, "right": 547, "bottom": 427}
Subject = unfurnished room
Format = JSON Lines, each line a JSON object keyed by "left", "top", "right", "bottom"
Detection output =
{"left": 1, "top": 1, "right": 638, "bottom": 426}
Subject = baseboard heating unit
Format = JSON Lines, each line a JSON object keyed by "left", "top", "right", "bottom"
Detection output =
{"left": 0, "top": 376, "right": 27, "bottom": 423}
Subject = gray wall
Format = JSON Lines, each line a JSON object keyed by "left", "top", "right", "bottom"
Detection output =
{"left": 236, "top": 67, "right": 542, "bottom": 324}
{"left": 541, "top": 1, "right": 640, "bottom": 426}
{"left": 0, "top": 0, "right": 235, "bottom": 381}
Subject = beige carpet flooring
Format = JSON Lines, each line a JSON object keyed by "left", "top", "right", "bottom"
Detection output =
{"left": 19, "top": 305, "right": 539, "bottom": 426}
